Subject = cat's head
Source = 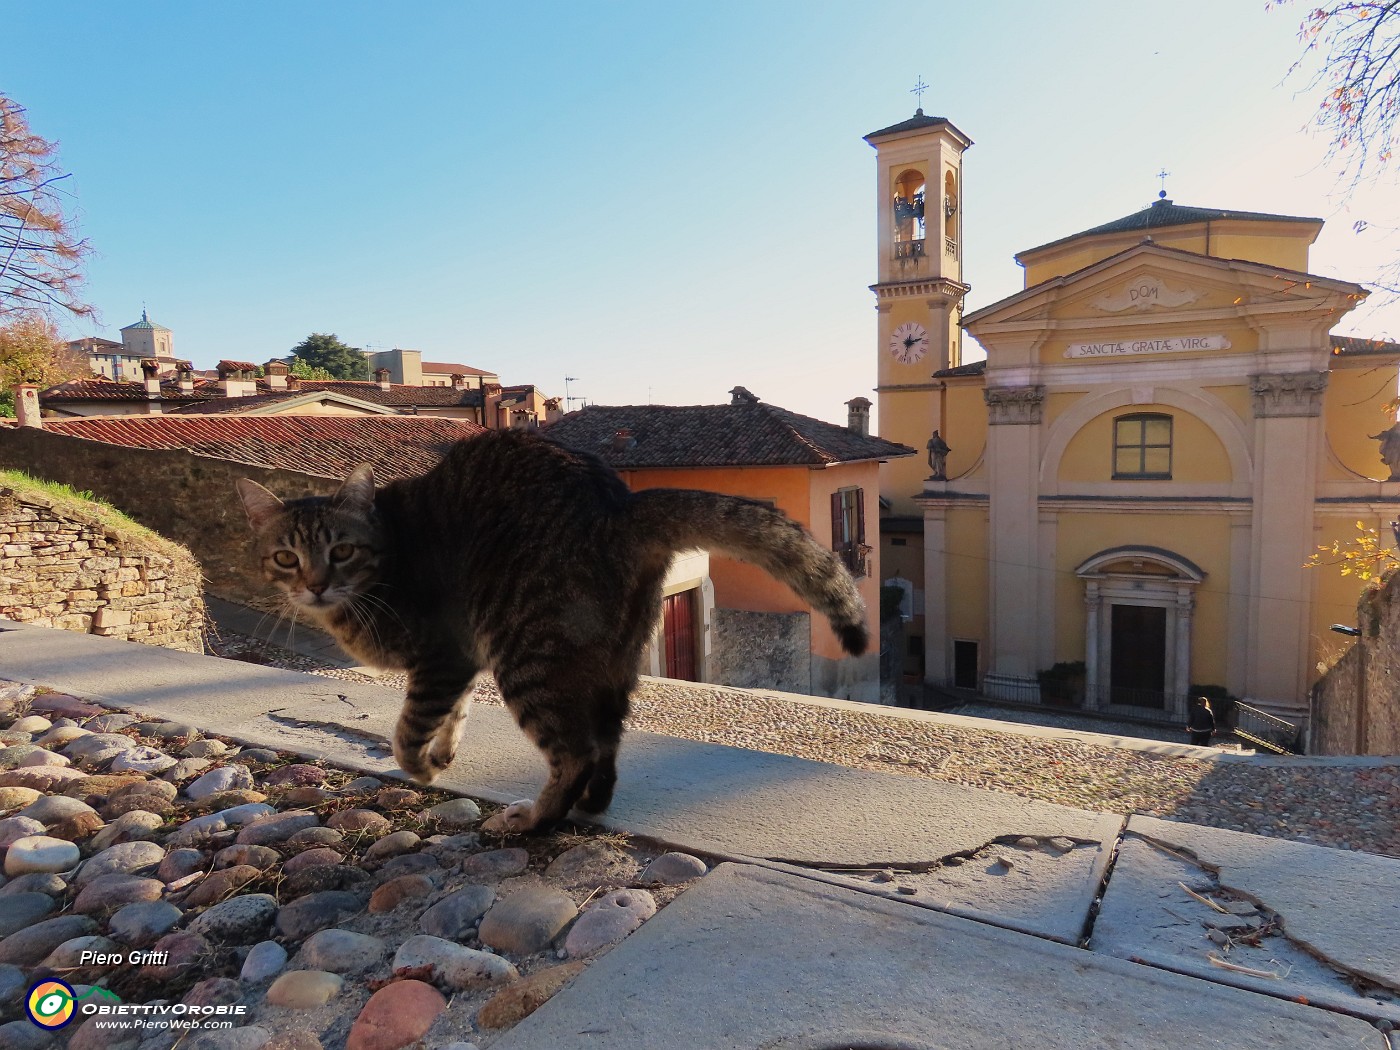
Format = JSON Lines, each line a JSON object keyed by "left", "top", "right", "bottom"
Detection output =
{"left": 235, "top": 465, "right": 383, "bottom": 616}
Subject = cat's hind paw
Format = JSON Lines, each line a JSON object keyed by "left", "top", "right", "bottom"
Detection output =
{"left": 482, "top": 799, "right": 535, "bottom": 834}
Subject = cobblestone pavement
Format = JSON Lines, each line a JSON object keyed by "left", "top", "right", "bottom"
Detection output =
{"left": 0, "top": 680, "right": 704, "bottom": 1050}
{"left": 210, "top": 633, "right": 1400, "bottom": 861}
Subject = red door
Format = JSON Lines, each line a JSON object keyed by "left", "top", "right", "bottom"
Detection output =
{"left": 662, "top": 590, "right": 697, "bottom": 681}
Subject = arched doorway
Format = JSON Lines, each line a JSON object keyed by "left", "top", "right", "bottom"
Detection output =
{"left": 1075, "top": 546, "right": 1204, "bottom": 721}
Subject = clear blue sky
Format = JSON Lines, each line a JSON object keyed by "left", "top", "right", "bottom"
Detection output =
{"left": 8, "top": 2, "right": 1398, "bottom": 424}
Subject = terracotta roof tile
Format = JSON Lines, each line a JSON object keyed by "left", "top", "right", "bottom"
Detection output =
{"left": 543, "top": 403, "right": 916, "bottom": 468}
{"left": 421, "top": 361, "right": 494, "bottom": 376}
{"left": 39, "top": 377, "right": 208, "bottom": 403}
{"left": 1331, "top": 335, "right": 1400, "bottom": 357}
{"left": 38, "top": 415, "right": 486, "bottom": 481}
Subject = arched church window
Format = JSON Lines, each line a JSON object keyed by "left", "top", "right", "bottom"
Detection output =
{"left": 892, "top": 169, "right": 925, "bottom": 258}
{"left": 943, "top": 170, "right": 958, "bottom": 239}
{"left": 1113, "top": 413, "right": 1172, "bottom": 479}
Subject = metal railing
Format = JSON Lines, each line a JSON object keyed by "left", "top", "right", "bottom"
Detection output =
{"left": 1233, "top": 701, "right": 1301, "bottom": 755}
{"left": 945, "top": 237, "right": 958, "bottom": 257}
{"left": 956, "top": 675, "right": 1189, "bottom": 725}
{"left": 837, "top": 543, "right": 871, "bottom": 579}
{"left": 894, "top": 240, "right": 925, "bottom": 260}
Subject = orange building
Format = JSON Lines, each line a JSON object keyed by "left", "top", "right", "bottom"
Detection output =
{"left": 544, "top": 388, "right": 914, "bottom": 701}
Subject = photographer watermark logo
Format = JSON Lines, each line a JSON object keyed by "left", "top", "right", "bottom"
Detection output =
{"left": 26, "top": 980, "right": 76, "bottom": 1029}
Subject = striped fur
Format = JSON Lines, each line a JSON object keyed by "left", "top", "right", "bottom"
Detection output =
{"left": 237, "top": 429, "right": 868, "bottom": 833}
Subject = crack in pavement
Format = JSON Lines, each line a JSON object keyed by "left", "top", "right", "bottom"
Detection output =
{"left": 1133, "top": 832, "right": 1400, "bottom": 998}
{"left": 765, "top": 832, "right": 1104, "bottom": 874}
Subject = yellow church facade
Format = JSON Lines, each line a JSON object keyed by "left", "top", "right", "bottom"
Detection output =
{"left": 869, "top": 110, "right": 1400, "bottom": 729}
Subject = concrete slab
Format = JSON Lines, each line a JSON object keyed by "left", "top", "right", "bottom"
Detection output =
{"left": 204, "top": 595, "right": 366, "bottom": 671}
{"left": 757, "top": 825, "right": 1119, "bottom": 944}
{"left": 1123, "top": 815, "right": 1400, "bottom": 996}
{"left": 0, "top": 620, "right": 1121, "bottom": 941}
{"left": 1092, "top": 832, "right": 1400, "bottom": 1022}
{"left": 490, "top": 862, "right": 1385, "bottom": 1050}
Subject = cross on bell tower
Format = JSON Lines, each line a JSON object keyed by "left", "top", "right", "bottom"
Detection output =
{"left": 910, "top": 76, "right": 929, "bottom": 111}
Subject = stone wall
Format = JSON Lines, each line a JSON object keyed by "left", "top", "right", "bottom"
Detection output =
{"left": 0, "top": 427, "right": 338, "bottom": 605}
{"left": 710, "top": 609, "right": 811, "bottom": 695}
{"left": 1311, "top": 573, "right": 1400, "bottom": 756}
{"left": 0, "top": 482, "right": 205, "bottom": 653}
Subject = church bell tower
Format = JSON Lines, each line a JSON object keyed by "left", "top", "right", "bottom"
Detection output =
{"left": 865, "top": 106, "right": 972, "bottom": 516}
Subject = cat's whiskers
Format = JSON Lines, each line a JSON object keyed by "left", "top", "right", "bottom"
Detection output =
{"left": 344, "top": 594, "right": 388, "bottom": 659}
{"left": 351, "top": 589, "right": 408, "bottom": 636}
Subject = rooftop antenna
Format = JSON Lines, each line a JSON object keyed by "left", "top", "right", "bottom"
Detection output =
{"left": 565, "top": 375, "right": 586, "bottom": 410}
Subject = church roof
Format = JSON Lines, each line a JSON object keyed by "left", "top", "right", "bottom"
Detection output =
{"left": 1331, "top": 335, "right": 1400, "bottom": 358}
{"left": 543, "top": 402, "right": 916, "bottom": 468}
{"left": 932, "top": 360, "right": 987, "bottom": 378}
{"left": 120, "top": 309, "right": 171, "bottom": 332}
{"left": 965, "top": 241, "right": 1365, "bottom": 328}
{"left": 1018, "top": 197, "right": 1322, "bottom": 261}
{"left": 864, "top": 109, "right": 973, "bottom": 147}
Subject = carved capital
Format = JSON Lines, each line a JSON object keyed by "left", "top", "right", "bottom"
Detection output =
{"left": 1250, "top": 372, "right": 1327, "bottom": 417}
{"left": 984, "top": 385, "right": 1046, "bottom": 425}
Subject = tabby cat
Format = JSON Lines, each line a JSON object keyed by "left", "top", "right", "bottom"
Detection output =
{"left": 236, "top": 429, "right": 868, "bottom": 834}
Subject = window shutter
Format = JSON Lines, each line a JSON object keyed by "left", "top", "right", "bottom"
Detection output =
{"left": 855, "top": 488, "right": 866, "bottom": 546}
{"left": 830, "top": 491, "right": 843, "bottom": 551}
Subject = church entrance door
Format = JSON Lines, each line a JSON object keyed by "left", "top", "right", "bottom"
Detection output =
{"left": 1109, "top": 603, "right": 1166, "bottom": 707}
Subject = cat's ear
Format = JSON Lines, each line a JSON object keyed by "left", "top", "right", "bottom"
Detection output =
{"left": 335, "top": 464, "right": 375, "bottom": 510}
{"left": 236, "top": 479, "right": 285, "bottom": 531}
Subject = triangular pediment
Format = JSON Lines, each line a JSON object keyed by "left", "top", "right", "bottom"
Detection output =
{"left": 966, "top": 243, "right": 1365, "bottom": 329}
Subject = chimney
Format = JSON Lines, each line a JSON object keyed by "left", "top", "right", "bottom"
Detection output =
{"left": 612, "top": 427, "right": 636, "bottom": 452}
{"left": 451, "top": 373, "right": 467, "bottom": 390}
{"left": 544, "top": 397, "right": 563, "bottom": 424}
{"left": 13, "top": 384, "right": 41, "bottom": 429}
{"left": 845, "top": 396, "right": 872, "bottom": 437}
{"left": 374, "top": 368, "right": 392, "bottom": 391}
{"left": 264, "top": 360, "right": 290, "bottom": 390}
{"left": 511, "top": 409, "right": 536, "bottom": 431}
{"left": 140, "top": 359, "right": 162, "bottom": 399}
{"left": 729, "top": 385, "right": 760, "bottom": 406}
{"left": 483, "top": 383, "right": 503, "bottom": 430}
{"left": 177, "top": 361, "right": 195, "bottom": 394}
{"left": 217, "top": 361, "right": 256, "bottom": 398}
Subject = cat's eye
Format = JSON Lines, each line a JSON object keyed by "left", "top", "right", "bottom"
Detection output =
{"left": 329, "top": 543, "right": 355, "bottom": 563}
{"left": 272, "top": 550, "right": 299, "bottom": 569}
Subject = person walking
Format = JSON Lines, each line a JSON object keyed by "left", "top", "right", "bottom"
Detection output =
{"left": 1186, "top": 696, "right": 1216, "bottom": 746}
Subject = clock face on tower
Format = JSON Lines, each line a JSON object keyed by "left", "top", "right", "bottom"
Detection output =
{"left": 889, "top": 322, "right": 929, "bottom": 365}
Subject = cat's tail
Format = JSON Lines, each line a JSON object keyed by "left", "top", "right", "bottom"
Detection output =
{"left": 626, "top": 489, "right": 869, "bottom": 656}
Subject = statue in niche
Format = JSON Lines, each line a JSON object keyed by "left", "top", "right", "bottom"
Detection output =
{"left": 927, "top": 430, "right": 950, "bottom": 480}
{"left": 1371, "top": 423, "right": 1400, "bottom": 481}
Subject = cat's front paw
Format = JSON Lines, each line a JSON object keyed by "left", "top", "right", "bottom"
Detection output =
{"left": 482, "top": 799, "right": 535, "bottom": 834}
{"left": 393, "top": 739, "right": 444, "bottom": 786}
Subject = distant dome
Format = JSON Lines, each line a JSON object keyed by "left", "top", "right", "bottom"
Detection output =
{"left": 120, "top": 308, "right": 171, "bottom": 332}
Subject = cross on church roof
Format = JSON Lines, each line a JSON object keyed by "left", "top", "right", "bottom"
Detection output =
{"left": 1156, "top": 168, "right": 1170, "bottom": 196}
{"left": 910, "top": 76, "right": 929, "bottom": 111}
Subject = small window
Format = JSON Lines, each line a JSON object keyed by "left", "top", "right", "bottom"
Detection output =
{"left": 830, "top": 487, "right": 868, "bottom": 577}
{"left": 1113, "top": 414, "right": 1172, "bottom": 479}
{"left": 891, "top": 537, "right": 907, "bottom": 547}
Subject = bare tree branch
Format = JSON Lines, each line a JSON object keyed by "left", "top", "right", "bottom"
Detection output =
{"left": 0, "top": 94, "right": 91, "bottom": 319}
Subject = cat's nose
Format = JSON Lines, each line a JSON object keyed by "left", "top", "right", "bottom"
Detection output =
{"left": 307, "top": 583, "right": 328, "bottom": 596}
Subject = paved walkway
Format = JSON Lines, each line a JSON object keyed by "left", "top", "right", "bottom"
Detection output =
{"left": 206, "top": 600, "right": 1400, "bottom": 860}
{"left": 2, "top": 618, "right": 1399, "bottom": 1047}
